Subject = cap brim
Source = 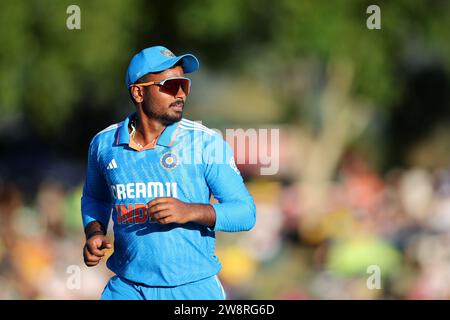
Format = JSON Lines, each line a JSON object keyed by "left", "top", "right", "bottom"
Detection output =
{"left": 152, "top": 54, "right": 199, "bottom": 74}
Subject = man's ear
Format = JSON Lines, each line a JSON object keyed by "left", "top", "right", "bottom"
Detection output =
{"left": 130, "top": 86, "right": 144, "bottom": 103}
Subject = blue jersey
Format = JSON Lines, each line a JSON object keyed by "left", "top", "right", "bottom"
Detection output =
{"left": 81, "top": 112, "right": 256, "bottom": 286}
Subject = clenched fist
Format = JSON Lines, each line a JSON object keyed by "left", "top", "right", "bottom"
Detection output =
{"left": 83, "top": 222, "right": 112, "bottom": 267}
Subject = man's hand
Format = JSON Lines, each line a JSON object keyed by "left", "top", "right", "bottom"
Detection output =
{"left": 83, "top": 221, "right": 112, "bottom": 267}
{"left": 83, "top": 234, "right": 112, "bottom": 267}
{"left": 147, "top": 197, "right": 216, "bottom": 227}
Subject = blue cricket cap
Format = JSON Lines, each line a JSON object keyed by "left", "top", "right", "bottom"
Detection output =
{"left": 125, "top": 46, "right": 199, "bottom": 88}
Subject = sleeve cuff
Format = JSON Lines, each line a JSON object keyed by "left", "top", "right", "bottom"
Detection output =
{"left": 81, "top": 197, "right": 112, "bottom": 229}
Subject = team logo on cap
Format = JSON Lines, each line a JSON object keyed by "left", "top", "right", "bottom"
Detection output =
{"left": 160, "top": 49, "right": 176, "bottom": 57}
{"left": 160, "top": 152, "right": 178, "bottom": 170}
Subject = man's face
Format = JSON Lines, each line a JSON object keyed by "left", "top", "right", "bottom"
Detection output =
{"left": 132, "top": 65, "right": 187, "bottom": 124}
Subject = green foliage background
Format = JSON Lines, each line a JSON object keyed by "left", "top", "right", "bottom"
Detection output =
{"left": 0, "top": 0, "right": 449, "bottom": 167}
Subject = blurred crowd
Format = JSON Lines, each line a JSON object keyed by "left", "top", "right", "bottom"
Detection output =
{"left": 0, "top": 178, "right": 111, "bottom": 299}
{"left": 219, "top": 150, "right": 450, "bottom": 300}
{"left": 0, "top": 136, "right": 449, "bottom": 300}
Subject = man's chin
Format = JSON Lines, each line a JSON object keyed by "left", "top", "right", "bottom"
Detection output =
{"left": 162, "top": 112, "right": 183, "bottom": 125}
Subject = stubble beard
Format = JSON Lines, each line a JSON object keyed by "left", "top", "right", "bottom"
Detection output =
{"left": 143, "top": 100, "right": 184, "bottom": 125}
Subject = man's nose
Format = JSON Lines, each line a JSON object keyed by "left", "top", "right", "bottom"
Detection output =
{"left": 175, "top": 85, "right": 186, "bottom": 99}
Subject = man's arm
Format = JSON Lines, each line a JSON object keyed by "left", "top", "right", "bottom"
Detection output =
{"left": 202, "top": 134, "right": 256, "bottom": 232}
{"left": 84, "top": 220, "right": 107, "bottom": 239}
{"left": 81, "top": 138, "right": 112, "bottom": 230}
{"left": 147, "top": 133, "right": 256, "bottom": 232}
{"left": 81, "top": 138, "right": 113, "bottom": 266}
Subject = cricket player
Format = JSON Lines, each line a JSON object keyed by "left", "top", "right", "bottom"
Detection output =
{"left": 81, "top": 45, "right": 256, "bottom": 300}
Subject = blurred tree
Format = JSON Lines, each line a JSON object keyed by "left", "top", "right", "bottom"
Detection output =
{"left": 0, "top": 0, "right": 449, "bottom": 172}
{"left": 165, "top": 0, "right": 450, "bottom": 189}
{"left": 0, "top": 0, "right": 141, "bottom": 151}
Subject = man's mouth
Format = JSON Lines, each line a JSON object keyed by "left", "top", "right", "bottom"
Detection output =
{"left": 170, "top": 101, "right": 184, "bottom": 111}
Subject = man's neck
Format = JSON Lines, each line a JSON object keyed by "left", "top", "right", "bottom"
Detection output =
{"left": 132, "top": 112, "right": 166, "bottom": 146}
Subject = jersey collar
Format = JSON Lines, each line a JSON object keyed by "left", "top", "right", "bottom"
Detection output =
{"left": 116, "top": 112, "right": 180, "bottom": 148}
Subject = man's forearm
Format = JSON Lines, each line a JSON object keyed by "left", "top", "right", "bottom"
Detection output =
{"left": 84, "top": 220, "right": 107, "bottom": 239}
{"left": 190, "top": 204, "right": 216, "bottom": 228}
{"left": 211, "top": 198, "right": 256, "bottom": 232}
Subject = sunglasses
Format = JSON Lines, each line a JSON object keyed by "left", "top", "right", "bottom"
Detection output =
{"left": 131, "top": 77, "right": 191, "bottom": 96}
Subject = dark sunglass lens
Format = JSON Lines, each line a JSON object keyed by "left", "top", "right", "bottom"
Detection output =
{"left": 181, "top": 79, "right": 190, "bottom": 95}
{"left": 162, "top": 80, "right": 178, "bottom": 96}
{"left": 161, "top": 79, "right": 190, "bottom": 96}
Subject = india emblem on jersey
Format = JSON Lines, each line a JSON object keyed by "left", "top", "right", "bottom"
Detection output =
{"left": 160, "top": 152, "right": 178, "bottom": 170}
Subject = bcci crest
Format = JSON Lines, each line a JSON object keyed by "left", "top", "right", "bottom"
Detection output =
{"left": 160, "top": 49, "right": 176, "bottom": 57}
{"left": 160, "top": 152, "right": 178, "bottom": 170}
